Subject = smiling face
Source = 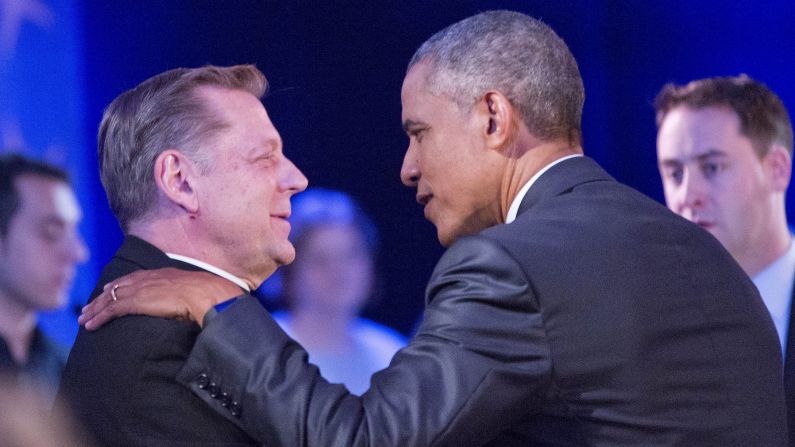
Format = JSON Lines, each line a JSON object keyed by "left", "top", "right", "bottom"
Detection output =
{"left": 657, "top": 105, "right": 778, "bottom": 266}
{"left": 192, "top": 86, "right": 308, "bottom": 287}
{"left": 399, "top": 62, "right": 504, "bottom": 246}
{"left": 0, "top": 175, "right": 88, "bottom": 311}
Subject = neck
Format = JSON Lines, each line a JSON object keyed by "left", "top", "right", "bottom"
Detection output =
{"left": 288, "top": 305, "right": 355, "bottom": 352}
{"left": 129, "top": 219, "right": 266, "bottom": 290}
{"left": 499, "top": 138, "right": 583, "bottom": 221}
{"left": 0, "top": 292, "right": 37, "bottom": 364}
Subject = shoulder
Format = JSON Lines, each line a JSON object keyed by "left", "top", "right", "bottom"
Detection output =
{"left": 430, "top": 235, "right": 528, "bottom": 291}
{"left": 66, "top": 315, "right": 200, "bottom": 372}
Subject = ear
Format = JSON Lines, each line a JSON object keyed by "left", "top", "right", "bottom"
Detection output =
{"left": 762, "top": 144, "right": 792, "bottom": 193}
{"left": 477, "top": 91, "right": 514, "bottom": 151}
{"left": 153, "top": 150, "right": 200, "bottom": 214}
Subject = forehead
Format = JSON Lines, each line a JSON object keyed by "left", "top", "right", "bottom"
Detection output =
{"left": 14, "top": 175, "right": 82, "bottom": 223}
{"left": 195, "top": 86, "right": 279, "bottom": 154}
{"left": 401, "top": 62, "right": 453, "bottom": 119}
{"left": 401, "top": 62, "right": 431, "bottom": 102}
{"left": 196, "top": 86, "right": 274, "bottom": 130}
{"left": 657, "top": 106, "right": 753, "bottom": 158}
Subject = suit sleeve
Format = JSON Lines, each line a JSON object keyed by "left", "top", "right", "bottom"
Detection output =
{"left": 177, "top": 235, "right": 553, "bottom": 446}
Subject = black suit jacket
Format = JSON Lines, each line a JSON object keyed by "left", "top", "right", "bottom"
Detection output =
{"left": 56, "top": 236, "right": 257, "bottom": 446}
{"left": 178, "top": 156, "right": 787, "bottom": 446}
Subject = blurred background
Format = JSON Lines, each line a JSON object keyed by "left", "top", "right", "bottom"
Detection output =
{"left": 2, "top": 0, "right": 793, "bottom": 348}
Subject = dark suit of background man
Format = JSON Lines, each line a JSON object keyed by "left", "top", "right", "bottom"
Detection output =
{"left": 655, "top": 75, "right": 795, "bottom": 444}
{"left": 0, "top": 154, "right": 87, "bottom": 405}
{"left": 80, "top": 11, "right": 788, "bottom": 446}
{"left": 55, "top": 65, "right": 308, "bottom": 445}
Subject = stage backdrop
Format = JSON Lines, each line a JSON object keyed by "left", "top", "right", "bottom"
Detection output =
{"left": 2, "top": 0, "right": 793, "bottom": 348}
{"left": 0, "top": 0, "right": 101, "bottom": 347}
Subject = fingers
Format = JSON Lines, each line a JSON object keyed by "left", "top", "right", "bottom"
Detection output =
{"left": 78, "top": 268, "right": 232, "bottom": 330}
{"left": 79, "top": 281, "right": 127, "bottom": 330}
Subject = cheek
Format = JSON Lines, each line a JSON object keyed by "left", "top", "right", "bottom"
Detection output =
{"left": 662, "top": 185, "right": 682, "bottom": 207}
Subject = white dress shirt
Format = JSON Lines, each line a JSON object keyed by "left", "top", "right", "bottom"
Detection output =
{"left": 753, "top": 239, "right": 795, "bottom": 356}
{"left": 506, "top": 154, "right": 582, "bottom": 224}
{"left": 165, "top": 253, "right": 251, "bottom": 292}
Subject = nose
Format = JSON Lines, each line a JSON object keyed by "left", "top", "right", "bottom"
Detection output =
{"left": 74, "top": 236, "right": 89, "bottom": 263}
{"left": 400, "top": 144, "right": 420, "bottom": 188}
{"left": 282, "top": 156, "right": 309, "bottom": 194}
{"left": 677, "top": 169, "right": 706, "bottom": 216}
{"left": 62, "top": 231, "right": 89, "bottom": 265}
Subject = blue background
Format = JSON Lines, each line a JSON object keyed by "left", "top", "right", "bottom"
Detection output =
{"left": 2, "top": 0, "right": 793, "bottom": 347}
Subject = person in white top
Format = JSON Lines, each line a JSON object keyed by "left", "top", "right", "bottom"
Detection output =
{"left": 267, "top": 188, "right": 406, "bottom": 395}
{"left": 654, "top": 74, "right": 795, "bottom": 433}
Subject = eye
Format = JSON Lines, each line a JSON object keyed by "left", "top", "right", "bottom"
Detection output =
{"left": 701, "top": 160, "right": 723, "bottom": 179}
{"left": 661, "top": 165, "right": 683, "bottom": 185}
{"left": 255, "top": 150, "right": 278, "bottom": 166}
{"left": 408, "top": 127, "right": 427, "bottom": 143}
{"left": 40, "top": 222, "right": 65, "bottom": 244}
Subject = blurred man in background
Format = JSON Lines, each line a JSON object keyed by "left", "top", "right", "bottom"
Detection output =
{"left": 655, "top": 74, "right": 794, "bottom": 441}
{"left": 0, "top": 153, "right": 87, "bottom": 403}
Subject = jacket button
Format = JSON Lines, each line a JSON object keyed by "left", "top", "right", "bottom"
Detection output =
{"left": 208, "top": 382, "right": 220, "bottom": 398}
{"left": 218, "top": 392, "right": 231, "bottom": 407}
{"left": 230, "top": 401, "right": 242, "bottom": 418}
{"left": 196, "top": 373, "right": 210, "bottom": 389}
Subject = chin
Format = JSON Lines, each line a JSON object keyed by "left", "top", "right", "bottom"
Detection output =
{"left": 436, "top": 229, "right": 457, "bottom": 247}
{"left": 275, "top": 246, "right": 296, "bottom": 266}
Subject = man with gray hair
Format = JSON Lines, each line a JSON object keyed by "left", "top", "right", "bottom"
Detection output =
{"left": 56, "top": 64, "right": 307, "bottom": 445}
{"left": 81, "top": 11, "right": 787, "bottom": 445}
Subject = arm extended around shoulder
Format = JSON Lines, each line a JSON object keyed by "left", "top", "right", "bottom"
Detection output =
{"left": 177, "top": 236, "right": 553, "bottom": 446}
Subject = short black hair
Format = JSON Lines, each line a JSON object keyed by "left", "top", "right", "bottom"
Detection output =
{"left": 0, "top": 153, "right": 70, "bottom": 238}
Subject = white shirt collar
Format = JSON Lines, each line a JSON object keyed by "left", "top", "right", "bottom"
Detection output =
{"left": 752, "top": 238, "right": 795, "bottom": 355}
{"left": 165, "top": 253, "right": 251, "bottom": 292}
{"left": 505, "top": 154, "right": 582, "bottom": 223}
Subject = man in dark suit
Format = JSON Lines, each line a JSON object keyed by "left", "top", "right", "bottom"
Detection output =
{"left": 80, "top": 11, "right": 788, "bottom": 445}
{"left": 0, "top": 154, "right": 87, "bottom": 404}
{"left": 56, "top": 65, "right": 307, "bottom": 445}
{"left": 655, "top": 75, "right": 794, "bottom": 444}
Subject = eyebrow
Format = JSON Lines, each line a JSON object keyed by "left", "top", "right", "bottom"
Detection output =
{"left": 659, "top": 148, "right": 727, "bottom": 166}
{"left": 37, "top": 215, "right": 70, "bottom": 229}
{"left": 694, "top": 149, "right": 727, "bottom": 162}
{"left": 245, "top": 141, "right": 279, "bottom": 158}
{"left": 402, "top": 119, "right": 426, "bottom": 133}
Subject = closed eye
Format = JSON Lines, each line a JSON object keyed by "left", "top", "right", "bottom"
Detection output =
{"left": 659, "top": 162, "right": 683, "bottom": 185}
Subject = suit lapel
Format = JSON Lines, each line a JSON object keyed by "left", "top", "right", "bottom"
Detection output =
{"left": 517, "top": 156, "right": 614, "bottom": 217}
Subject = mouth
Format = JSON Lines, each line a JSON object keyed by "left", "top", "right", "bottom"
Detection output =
{"left": 693, "top": 220, "right": 714, "bottom": 230}
{"left": 270, "top": 209, "right": 291, "bottom": 220}
{"left": 270, "top": 213, "right": 292, "bottom": 235}
{"left": 416, "top": 192, "right": 432, "bottom": 207}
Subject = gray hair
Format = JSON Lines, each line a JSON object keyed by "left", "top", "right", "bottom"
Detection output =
{"left": 98, "top": 64, "right": 267, "bottom": 232}
{"left": 408, "top": 10, "right": 584, "bottom": 145}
